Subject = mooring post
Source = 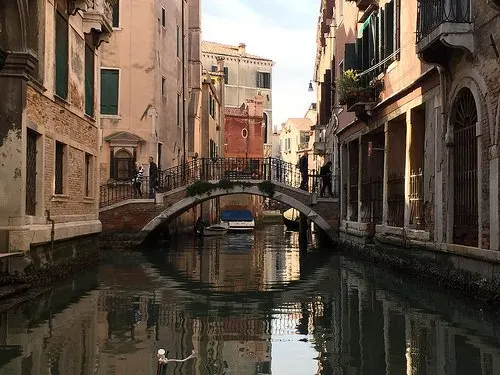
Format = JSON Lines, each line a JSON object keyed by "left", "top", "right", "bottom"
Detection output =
{"left": 299, "top": 213, "right": 308, "bottom": 250}
{"left": 156, "top": 349, "right": 168, "bottom": 375}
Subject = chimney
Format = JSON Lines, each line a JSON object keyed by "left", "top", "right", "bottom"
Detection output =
{"left": 238, "top": 43, "right": 246, "bottom": 55}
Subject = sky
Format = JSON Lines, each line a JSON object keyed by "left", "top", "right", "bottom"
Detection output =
{"left": 201, "top": 0, "right": 319, "bottom": 131}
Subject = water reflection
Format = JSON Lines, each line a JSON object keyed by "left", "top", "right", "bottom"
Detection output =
{"left": 0, "top": 225, "right": 500, "bottom": 374}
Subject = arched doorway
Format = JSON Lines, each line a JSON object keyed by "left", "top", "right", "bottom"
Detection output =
{"left": 113, "top": 149, "right": 134, "bottom": 180}
{"left": 451, "top": 87, "right": 478, "bottom": 246}
{"left": 263, "top": 112, "right": 269, "bottom": 144}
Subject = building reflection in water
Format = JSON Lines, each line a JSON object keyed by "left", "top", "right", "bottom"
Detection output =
{"left": 0, "top": 227, "right": 500, "bottom": 374}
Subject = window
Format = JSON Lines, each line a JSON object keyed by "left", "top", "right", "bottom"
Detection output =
{"left": 352, "top": 0, "right": 400, "bottom": 74}
{"left": 223, "top": 67, "right": 228, "bottom": 84}
{"left": 110, "top": 149, "right": 134, "bottom": 180}
{"left": 161, "top": 7, "right": 166, "bottom": 27}
{"left": 85, "top": 41, "right": 95, "bottom": 116}
{"left": 161, "top": 77, "right": 166, "bottom": 96}
{"left": 55, "top": 10, "right": 68, "bottom": 99}
{"left": 100, "top": 69, "right": 119, "bottom": 115}
{"left": 257, "top": 71, "right": 271, "bottom": 89}
{"left": 263, "top": 112, "right": 268, "bottom": 144}
{"left": 112, "top": 0, "right": 119, "bottom": 28}
{"left": 300, "top": 131, "right": 310, "bottom": 144}
{"left": 209, "top": 95, "right": 216, "bottom": 118}
{"left": 209, "top": 139, "right": 217, "bottom": 158}
{"left": 84, "top": 153, "right": 93, "bottom": 197}
{"left": 211, "top": 65, "right": 217, "bottom": 72}
{"left": 55, "top": 141, "right": 66, "bottom": 194}
{"left": 26, "top": 129, "right": 39, "bottom": 215}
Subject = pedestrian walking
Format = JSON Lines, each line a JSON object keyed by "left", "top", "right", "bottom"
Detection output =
{"left": 320, "top": 161, "right": 333, "bottom": 197}
{"left": 133, "top": 163, "right": 144, "bottom": 198}
{"left": 298, "top": 150, "right": 309, "bottom": 190}
{"left": 148, "top": 156, "right": 158, "bottom": 198}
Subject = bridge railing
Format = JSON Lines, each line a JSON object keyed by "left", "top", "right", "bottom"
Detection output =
{"left": 100, "top": 157, "right": 323, "bottom": 208}
{"left": 99, "top": 176, "right": 152, "bottom": 208}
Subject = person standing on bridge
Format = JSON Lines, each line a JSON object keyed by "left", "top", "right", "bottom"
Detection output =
{"left": 133, "top": 163, "right": 144, "bottom": 198}
{"left": 298, "top": 150, "right": 309, "bottom": 190}
{"left": 148, "top": 156, "right": 158, "bottom": 199}
{"left": 320, "top": 161, "right": 333, "bottom": 197}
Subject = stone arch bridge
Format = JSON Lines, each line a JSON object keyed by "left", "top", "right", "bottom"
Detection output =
{"left": 99, "top": 157, "right": 340, "bottom": 244}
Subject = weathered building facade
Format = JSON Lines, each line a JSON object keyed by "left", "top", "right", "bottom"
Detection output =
{"left": 317, "top": 0, "right": 500, "bottom": 260}
{"left": 0, "top": 0, "right": 115, "bottom": 252}
{"left": 98, "top": 0, "right": 201, "bottom": 183}
{"left": 201, "top": 42, "right": 274, "bottom": 156}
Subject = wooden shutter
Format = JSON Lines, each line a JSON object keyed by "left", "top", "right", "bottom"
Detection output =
{"left": 100, "top": 69, "right": 119, "bottom": 115}
{"left": 385, "top": 0, "right": 395, "bottom": 58}
{"left": 55, "top": 11, "right": 68, "bottom": 99}
{"left": 224, "top": 67, "right": 228, "bottom": 84}
{"left": 344, "top": 43, "right": 357, "bottom": 71}
{"left": 112, "top": 0, "right": 119, "bottom": 28}
{"left": 85, "top": 43, "right": 95, "bottom": 116}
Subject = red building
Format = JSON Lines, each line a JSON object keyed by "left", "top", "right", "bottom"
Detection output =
{"left": 224, "top": 96, "right": 264, "bottom": 158}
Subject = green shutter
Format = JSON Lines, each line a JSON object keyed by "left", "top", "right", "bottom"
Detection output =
{"left": 55, "top": 11, "right": 68, "bottom": 99}
{"left": 112, "top": 0, "right": 119, "bottom": 28}
{"left": 344, "top": 43, "right": 357, "bottom": 71}
{"left": 385, "top": 0, "right": 395, "bottom": 58}
{"left": 100, "top": 69, "right": 119, "bottom": 115}
{"left": 85, "top": 43, "right": 95, "bottom": 116}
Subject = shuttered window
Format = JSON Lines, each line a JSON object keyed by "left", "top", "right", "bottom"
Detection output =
{"left": 85, "top": 42, "right": 95, "bottom": 116}
{"left": 55, "top": 11, "right": 68, "bottom": 99}
{"left": 224, "top": 67, "right": 228, "bottom": 84}
{"left": 344, "top": 43, "right": 357, "bottom": 71}
{"left": 100, "top": 69, "right": 119, "bottom": 115}
{"left": 55, "top": 141, "right": 65, "bottom": 194}
{"left": 257, "top": 72, "right": 271, "bottom": 89}
{"left": 112, "top": 0, "right": 119, "bottom": 28}
{"left": 385, "top": 0, "right": 395, "bottom": 58}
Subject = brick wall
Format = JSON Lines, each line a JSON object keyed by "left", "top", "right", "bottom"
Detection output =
{"left": 26, "top": 85, "right": 99, "bottom": 218}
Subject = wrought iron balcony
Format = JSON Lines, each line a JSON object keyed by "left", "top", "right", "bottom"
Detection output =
{"left": 416, "top": 0, "right": 474, "bottom": 65}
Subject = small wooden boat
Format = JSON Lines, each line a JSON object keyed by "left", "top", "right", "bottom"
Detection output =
{"left": 202, "top": 223, "right": 229, "bottom": 236}
{"left": 283, "top": 208, "right": 300, "bottom": 232}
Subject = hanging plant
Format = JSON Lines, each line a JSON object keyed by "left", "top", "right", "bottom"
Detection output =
{"left": 337, "top": 69, "right": 359, "bottom": 105}
{"left": 258, "top": 181, "right": 275, "bottom": 197}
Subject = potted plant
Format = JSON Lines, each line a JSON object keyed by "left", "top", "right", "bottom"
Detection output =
{"left": 337, "top": 69, "right": 359, "bottom": 105}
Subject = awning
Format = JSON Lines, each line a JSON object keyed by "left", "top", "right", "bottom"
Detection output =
{"left": 358, "top": 16, "right": 371, "bottom": 38}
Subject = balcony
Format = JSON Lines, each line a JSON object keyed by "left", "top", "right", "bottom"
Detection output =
{"left": 79, "top": 0, "right": 116, "bottom": 48}
{"left": 338, "top": 70, "right": 381, "bottom": 117}
{"left": 416, "top": 0, "right": 474, "bottom": 66}
{"left": 348, "top": 0, "right": 377, "bottom": 11}
{"left": 313, "top": 141, "right": 327, "bottom": 155}
{"left": 298, "top": 142, "right": 309, "bottom": 151}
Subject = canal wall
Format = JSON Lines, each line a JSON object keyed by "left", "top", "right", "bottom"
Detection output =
{"left": 0, "top": 235, "right": 100, "bottom": 297}
{"left": 339, "top": 232, "right": 500, "bottom": 308}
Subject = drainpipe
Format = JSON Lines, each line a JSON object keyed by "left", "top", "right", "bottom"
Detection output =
{"left": 46, "top": 209, "right": 55, "bottom": 253}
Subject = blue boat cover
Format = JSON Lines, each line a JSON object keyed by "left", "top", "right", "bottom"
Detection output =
{"left": 220, "top": 210, "right": 254, "bottom": 222}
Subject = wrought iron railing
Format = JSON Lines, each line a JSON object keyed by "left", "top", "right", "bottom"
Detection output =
{"left": 387, "top": 173, "right": 405, "bottom": 227}
{"left": 409, "top": 169, "right": 424, "bottom": 229}
{"left": 99, "top": 157, "right": 324, "bottom": 208}
{"left": 416, "top": 0, "right": 471, "bottom": 42}
{"left": 99, "top": 176, "right": 151, "bottom": 208}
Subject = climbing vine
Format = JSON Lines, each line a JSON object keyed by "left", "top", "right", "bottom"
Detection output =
{"left": 186, "top": 180, "right": 276, "bottom": 197}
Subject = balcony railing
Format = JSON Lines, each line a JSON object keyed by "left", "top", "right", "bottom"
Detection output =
{"left": 416, "top": 0, "right": 471, "bottom": 42}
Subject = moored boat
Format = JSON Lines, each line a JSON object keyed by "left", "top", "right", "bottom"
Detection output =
{"left": 220, "top": 210, "right": 255, "bottom": 232}
{"left": 203, "top": 223, "right": 229, "bottom": 236}
{"left": 283, "top": 208, "right": 300, "bottom": 232}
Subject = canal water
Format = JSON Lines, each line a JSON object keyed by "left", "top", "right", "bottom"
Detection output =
{"left": 1, "top": 225, "right": 500, "bottom": 375}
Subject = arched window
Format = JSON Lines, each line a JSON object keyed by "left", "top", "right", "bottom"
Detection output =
{"left": 451, "top": 87, "right": 478, "bottom": 246}
{"left": 112, "top": 149, "right": 134, "bottom": 180}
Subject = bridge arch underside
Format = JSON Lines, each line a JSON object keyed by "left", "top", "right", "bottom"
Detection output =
{"left": 137, "top": 186, "right": 336, "bottom": 244}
